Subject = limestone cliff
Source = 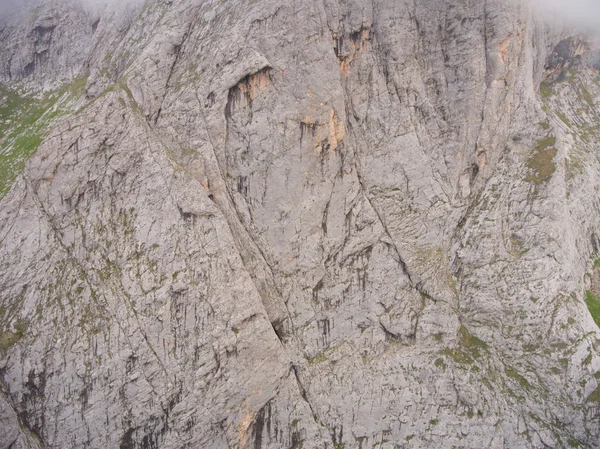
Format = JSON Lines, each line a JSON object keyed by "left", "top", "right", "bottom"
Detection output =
{"left": 0, "top": 0, "right": 600, "bottom": 448}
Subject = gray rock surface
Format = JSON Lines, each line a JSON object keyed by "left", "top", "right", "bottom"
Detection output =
{"left": 1, "top": 0, "right": 600, "bottom": 448}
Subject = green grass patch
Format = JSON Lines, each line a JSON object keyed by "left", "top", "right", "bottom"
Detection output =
{"left": 579, "top": 84, "right": 595, "bottom": 108}
{"left": 585, "top": 290, "right": 600, "bottom": 329}
{"left": 306, "top": 351, "right": 327, "bottom": 365}
{"left": 525, "top": 137, "right": 557, "bottom": 185}
{"left": 0, "top": 77, "right": 88, "bottom": 199}
{"left": 442, "top": 348, "right": 474, "bottom": 365}
{"left": 0, "top": 87, "right": 51, "bottom": 198}
{"left": 182, "top": 147, "right": 198, "bottom": 156}
{"left": 0, "top": 330, "right": 21, "bottom": 351}
{"left": 540, "top": 82, "right": 553, "bottom": 99}
{"left": 434, "top": 357, "right": 447, "bottom": 371}
{"left": 459, "top": 325, "right": 488, "bottom": 359}
{"left": 505, "top": 366, "right": 532, "bottom": 390}
{"left": 587, "top": 385, "right": 600, "bottom": 405}
{"left": 0, "top": 319, "right": 26, "bottom": 351}
{"left": 509, "top": 234, "right": 529, "bottom": 257}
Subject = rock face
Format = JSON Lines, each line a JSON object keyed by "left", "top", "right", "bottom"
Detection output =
{"left": 0, "top": 0, "right": 600, "bottom": 448}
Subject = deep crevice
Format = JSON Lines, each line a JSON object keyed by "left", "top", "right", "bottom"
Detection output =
{"left": 290, "top": 365, "right": 317, "bottom": 420}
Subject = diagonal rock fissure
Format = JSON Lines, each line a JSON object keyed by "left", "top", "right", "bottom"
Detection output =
{"left": 290, "top": 365, "right": 318, "bottom": 422}
{"left": 352, "top": 152, "right": 416, "bottom": 288}
{"left": 191, "top": 93, "right": 297, "bottom": 347}
{"left": 153, "top": 7, "right": 199, "bottom": 125}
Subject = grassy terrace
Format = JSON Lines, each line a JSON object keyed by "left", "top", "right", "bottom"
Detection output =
{"left": 0, "top": 77, "right": 87, "bottom": 199}
{"left": 585, "top": 290, "right": 600, "bottom": 329}
{"left": 525, "top": 137, "right": 558, "bottom": 185}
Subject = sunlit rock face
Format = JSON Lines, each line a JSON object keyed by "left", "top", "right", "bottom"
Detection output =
{"left": 0, "top": 1, "right": 600, "bottom": 448}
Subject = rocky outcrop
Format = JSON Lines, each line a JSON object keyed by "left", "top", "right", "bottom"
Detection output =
{"left": 0, "top": 0, "right": 600, "bottom": 448}
{"left": 0, "top": 0, "right": 95, "bottom": 88}
{"left": 0, "top": 389, "right": 43, "bottom": 449}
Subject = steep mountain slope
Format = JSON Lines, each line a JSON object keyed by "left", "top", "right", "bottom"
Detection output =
{"left": 0, "top": 0, "right": 600, "bottom": 448}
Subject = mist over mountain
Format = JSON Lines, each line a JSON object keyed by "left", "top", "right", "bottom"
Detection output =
{"left": 533, "top": 0, "right": 600, "bottom": 32}
{"left": 0, "top": 0, "right": 18, "bottom": 14}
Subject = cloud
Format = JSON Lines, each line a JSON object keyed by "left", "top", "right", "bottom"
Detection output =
{"left": 1, "top": 0, "right": 598, "bottom": 33}
{"left": 0, "top": 0, "right": 21, "bottom": 15}
{"left": 532, "top": 0, "right": 600, "bottom": 32}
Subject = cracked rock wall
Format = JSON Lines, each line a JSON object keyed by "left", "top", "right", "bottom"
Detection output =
{"left": 1, "top": 0, "right": 600, "bottom": 448}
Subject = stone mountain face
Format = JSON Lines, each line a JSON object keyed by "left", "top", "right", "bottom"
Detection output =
{"left": 0, "top": 0, "right": 600, "bottom": 448}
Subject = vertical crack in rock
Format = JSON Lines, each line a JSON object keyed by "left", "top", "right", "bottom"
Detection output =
{"left": 153, "top": 8, "right": 199, "bottom": 124}
{"left": 194, "top": 83, "right": 296, "bottom": 346}
{"left": 325, "top": 15, "right": 431, "bottom": 346}
{"left": 350, "top": 138, "right": 416, "bottom": 289}
{"left": 290, "top": 365, "right": 317, "bottom": 421}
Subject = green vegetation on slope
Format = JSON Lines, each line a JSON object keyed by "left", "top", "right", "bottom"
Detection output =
{"left": 0, "top": 319, "right": 26, "bottom": 351}
{"left": 585, "top": 290, "right": 600, "bottom": 329}
{"left": 0, "top": 77, "right": 87, "bottom": 199}
{"left": 587, "top": 385, "right": 600, "bottom": 406}
{"left": 540, "top": 82, "right": 553, "bottom": 99}
{"left": 525, "top": 137, "right": 558, "bottom": 185}
{"left": 459, "top": 325, "right": 488, "bottom": 359}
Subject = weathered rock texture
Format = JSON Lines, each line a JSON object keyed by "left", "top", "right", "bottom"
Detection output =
{"left": 1, "top": 0, "right": 600, "bottom": 448}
